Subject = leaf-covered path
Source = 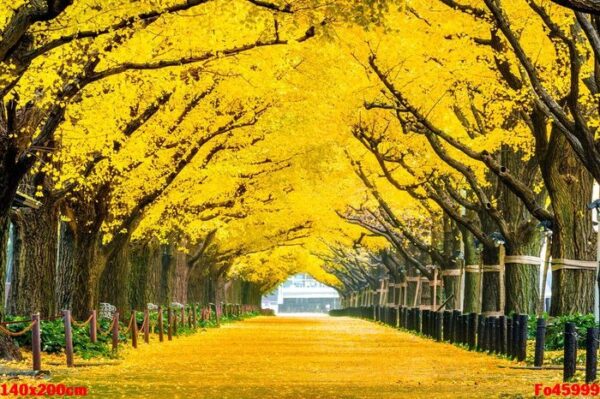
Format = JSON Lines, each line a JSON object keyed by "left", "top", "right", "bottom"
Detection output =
{"left": 49, "top": 315, "right": 561, "bottom": 398}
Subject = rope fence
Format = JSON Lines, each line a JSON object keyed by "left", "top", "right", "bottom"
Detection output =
{"left": 0, "top": 302, "right": 260, "bottom": 372}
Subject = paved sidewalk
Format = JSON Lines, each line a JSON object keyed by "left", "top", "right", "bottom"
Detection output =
{"left": 44, "top": 315, "right": 561, "bottom": 398}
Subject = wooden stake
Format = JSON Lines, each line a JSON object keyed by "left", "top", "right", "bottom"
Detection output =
{"left": 131, "top": 311, "right": 138, "bottom": 349}
{"left": 168, "top": 307, "right": 173, "bottom": 341}
{"left": 90, "top": 310, "right": 97, "bottom": 343}
{"left": 32, "top": 313, "right": 41, "bottom": 371}
{"left": 158, "top": 307, "right": 164, "bottom": 342}
{"left": 63, "top": 310, "right": 74, "bottom": 367}
{"left": 111, "top": 311, "right": 119, "bottom": 352}
{"left": 143, "top": 309, "right": 149, "bottom": 344}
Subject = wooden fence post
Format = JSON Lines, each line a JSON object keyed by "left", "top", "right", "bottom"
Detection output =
{"left": 158, "top": 306, "right": 164, "bottom": 342}
{"left": 32, "top": 313, "right": 41, "bottom": 372}
{"left": 143, "top": 309, "right": 149, "bottom": 344}
{"left": 131, "top": 311, "right": 138, "bottom": 349}
{"left": 586, "top": 327, "right": 598, "bottom": 383}
{"left": 192, "top": 304, "right": 197, "bottom": 329}
{"left": 63, "top": 310, "right": 74, "bottom": 367}
{"left": 168, "top": 307, "right": 173, "bottom": 341}
{"left": 564, "top": 322, "right": 577, "bottom": 381}
{"left": 173, "top": 308, "right": 178, "bottom": 337}
{"left": 111, "top": 311, "right": 119, "bottom": 352}
{"left": 534, "top": 318, "right": 546, "bottom": 367}
{"left": 90, "top": 310, "right": 97, "bottom": 343}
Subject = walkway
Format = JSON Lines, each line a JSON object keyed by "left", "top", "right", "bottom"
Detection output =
{"left": 47, "top": 315, "right": 561, "bottom": 398}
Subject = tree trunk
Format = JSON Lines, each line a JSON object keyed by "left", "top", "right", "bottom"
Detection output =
{"left": 159, "top": 244, "right": 175, "bottom": 306}
{"left": 481, "top": 245, "right": 501, "bottom": 314}
{"left": 99, "top": 237, "right": 130, "bottom": 313}
{"left": 542, "top": 130, "right": 596, "bottom": 315}
{"left": 129, "top": 240, "right": 162, "bottom": 309}
{"left": 461, "top": 224, "right": 480, "bottom": 313}
{"left": 172, "top": 250, "right": 189, "bottom": 304}
{"left": 241, "top": 281, "right": 261, "bottom": 306}
{"left": 70, "top": 230, "right": 103, "bottom": 319}
{"left": 500, "top": 145, "right": 544, "bottom": 315}
{"left": 0, "top": 216, "right": 7, "bottom": 314}
{"left": 55, "top": 221, "right": 75, "bottom": 312}
{"left": 0, "top": 216, "right": 21, "bottom": 360}
{"left": 10, "top": 204, "right": 58, "bottom": 317}
{"left": 441, "top": 216, "right": 461, "bottom": 309}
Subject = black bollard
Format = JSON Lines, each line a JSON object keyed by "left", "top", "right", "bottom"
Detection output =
{"left": 495, "top": 317, "right": 502, "bottom": 353}
{"left": 423, "top": 310, "right": 430, "bottom": 336}
{"left": 564, "top": 322, "right": 577, "bottom": 381}
{"left": 586, "top": 327, "right": 598, "bottom": 384}
{"left": 517, "top": 314, "right": 528, "bottom": 362}
{"left": 443, "top": 311, "right": 452, "bottom": 341}
{"left": 477, "top": 315, "right": 485, "bottom": 351}
{"left": 460, "top": 314, "right": 469, "bottom": 345}
{"left": 507, "top": 318, "right": 513, "bottom": 357}
{"left": 452, "top": 310, "right": 461, "bottom": 343}
{"left": 498, "top": 316, "right": 506, "bottom": 355}
{"left": 534, "top": 318, "right": 546, "bottom": 367}
{"left": 468, "top": 313, "right": 477, "bottom": 350}
{"left": 511, "top": 313, "right": 520, "bottom": 360}
{"left": 428, "top": 311, "right": 434, "bottom": 337}
{"left": 485, "top": 316, "right": 496, "bottom": 353}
